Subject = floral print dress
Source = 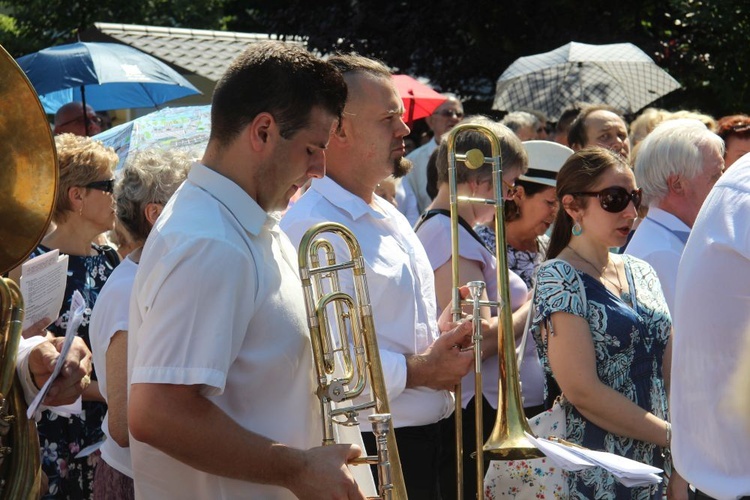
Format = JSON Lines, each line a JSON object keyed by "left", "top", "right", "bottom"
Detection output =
{"left": 531, "top": 256, "right": 670, "bottom": 499}
{"left": 30, "top": 244, "right": 117, "bottom": 500}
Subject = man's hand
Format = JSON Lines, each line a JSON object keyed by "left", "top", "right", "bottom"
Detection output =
{"left": 287, "top": 444, "right": 366, "bottom": 500}
{"left": 406, "top": 320, "right": 473, "bottom": 390}
{"left": 28, "top": 337, "right": 92, "bottom": 406}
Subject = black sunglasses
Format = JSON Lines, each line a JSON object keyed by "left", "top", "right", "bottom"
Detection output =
{"left": 83, "top": 179, "right": 115, "bottom": 193}
{"left": 572, "top": 187, "right": 642, "bottom": 213}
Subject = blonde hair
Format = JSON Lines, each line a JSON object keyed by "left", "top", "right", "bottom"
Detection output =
{"left": 53, "top": 133, "right": 118, "bottom": 223}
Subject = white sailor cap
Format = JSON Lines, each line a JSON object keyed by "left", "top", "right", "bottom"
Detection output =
{"left": 518, "top": 140, "right": 574, "bottom": 187}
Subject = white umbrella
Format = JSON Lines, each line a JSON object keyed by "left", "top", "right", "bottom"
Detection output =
{"left": 493, "top": 42, "right": 681, "bottom": 120}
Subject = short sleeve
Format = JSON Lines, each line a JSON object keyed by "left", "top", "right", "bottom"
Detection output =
{"left": 532, "top": 260, "right": 587, "bottom": 332}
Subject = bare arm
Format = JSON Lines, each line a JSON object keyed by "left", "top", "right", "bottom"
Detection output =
{"left": 106, "top": 330, "right": 129, "bottom": 447}
{"left": 546, "top": 311, "right": 669, "bottom": 447}
{"left": 405, "top": 321, "right": 473, "bottom": 390}
{"left": 129, "top": 383, "right": 365, "bottom": 499}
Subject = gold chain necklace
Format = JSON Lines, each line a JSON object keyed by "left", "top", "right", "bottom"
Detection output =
{"left": 567, "top": 246, "right": 628, "bottom": 301}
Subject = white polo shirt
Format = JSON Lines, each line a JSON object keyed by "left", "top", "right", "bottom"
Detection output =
{"left": 672, "top": 157, "right": 750, "bottom": 499}
{"left": 89, "top": 256, "right": 138, "bottom": 478}
{"left": 128, "top": 163, "right": 320, "bottom": 500}
{"left": 625, "top": 207, "right": 690, "bottom": 313}
{"left": 281, "top": 176, "right": 454, "bottom": 431}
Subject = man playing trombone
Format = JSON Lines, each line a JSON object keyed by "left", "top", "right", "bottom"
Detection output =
{"left": 281, "top": 54, "right": 474, "bottom": 498}
{"left": 126, "top": 42, "right": 366, "bottom": 499}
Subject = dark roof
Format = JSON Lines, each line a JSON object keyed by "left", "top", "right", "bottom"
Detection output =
{"left": 83, "top": 23, "right": 305, "bottom": 82}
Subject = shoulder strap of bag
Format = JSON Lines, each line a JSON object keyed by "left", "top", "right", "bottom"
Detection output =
{"left": 414, "top": 208, "right": 490, "bottom": 251}
{"left": 94, "top": 244, "right": 121, "bottom": 268}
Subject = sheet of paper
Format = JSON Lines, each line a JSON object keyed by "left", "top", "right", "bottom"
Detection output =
{"left": 20, "top": 250, "right": 69, "bottom": 330}
{"left": 26, "top": 290, "right": 86, "bottom": 419}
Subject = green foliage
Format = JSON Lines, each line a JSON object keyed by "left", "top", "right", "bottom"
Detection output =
{"left": 2, "top": 0, "right": 748, "bottom": 116}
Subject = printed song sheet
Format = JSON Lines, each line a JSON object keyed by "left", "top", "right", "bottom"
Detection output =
{"left": 20, "top": 250, "right": 68, "bottom": 330}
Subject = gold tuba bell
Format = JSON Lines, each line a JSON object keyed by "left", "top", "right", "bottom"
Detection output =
{"left": 298, "top": 222, "right": 407, "bottom": 500}
{"left": 445, "top": 123, "right": 544, "bottom": 499}
{"left": 0, "top": 44, "right": 58, "bottom": 498}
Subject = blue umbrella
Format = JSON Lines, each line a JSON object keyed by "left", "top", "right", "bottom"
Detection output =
{"left": 16, "top": 42, "right": 201, "bottom": 115}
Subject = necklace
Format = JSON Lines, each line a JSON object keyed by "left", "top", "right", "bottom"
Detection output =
{"left": 566, "top": 246, "right": 630, "bottom": 303}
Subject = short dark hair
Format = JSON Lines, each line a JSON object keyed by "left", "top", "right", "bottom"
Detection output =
{"left": 326, "top": 53, "right": 392, "bottom": 80}
{"left": 567, "top": 105, "right": 625, "bottom": 150}
{"left": 210, "top": 41, "right": 347, "bottom": 146}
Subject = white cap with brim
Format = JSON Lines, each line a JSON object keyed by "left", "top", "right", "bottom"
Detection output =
{"left": 518, "top": 140, "right": 574, "bottom": 187}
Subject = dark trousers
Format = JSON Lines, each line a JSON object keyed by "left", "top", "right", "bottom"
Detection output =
{"left": 362, "top": 421, "right": 443, "bottom": 500}
{"left": 691, "top": 489, "right": 750, "bottom": 500}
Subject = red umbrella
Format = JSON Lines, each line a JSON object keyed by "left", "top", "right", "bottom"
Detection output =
{"left": 391, "top": 74, "right": 446, "bottom": 125}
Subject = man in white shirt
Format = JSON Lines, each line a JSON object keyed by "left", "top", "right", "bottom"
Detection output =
{"left": 126, "top": 42, "right": 365, "bottom": 500}
{"left": 281, "top": 54, "right": 473, "bottom": 499}
{"left": 672, "top": 154, "right": 750, "bottom": 500}
{"left": 626, "top": 119, "right": 725, "bottom": 312}
{"left": 398, "top": 93, "right": 464, "bottom": 225}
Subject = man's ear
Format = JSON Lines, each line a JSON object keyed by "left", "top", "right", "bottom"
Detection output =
{"left": 331, "top": 115, "right": 349, "bottom": 144}
{"left": 248, "top": 112, "right": 275, "bottom": 151}
{"left": 666, "top": 174, "right": 685, "bottom": 196}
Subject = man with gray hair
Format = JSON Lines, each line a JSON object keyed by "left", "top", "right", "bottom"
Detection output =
{"left": 501, "top": 110, "right": 543, "bottom": 141}
{"left": 399, "top": 93, "right": 464, "bottom": 224}
{"left": 625, "top": 118, "right": 725, "bottom": 312}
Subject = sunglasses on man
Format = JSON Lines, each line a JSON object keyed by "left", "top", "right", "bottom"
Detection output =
{"left": 83, "top": 179, "right": 115, "bottom": 193}
{"left": 572, "top": 187, "right": 643, "bottom": 213}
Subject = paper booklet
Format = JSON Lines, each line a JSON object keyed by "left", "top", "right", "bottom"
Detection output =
{"left": 19, "top": 249, "right": 69, "bottom": 331}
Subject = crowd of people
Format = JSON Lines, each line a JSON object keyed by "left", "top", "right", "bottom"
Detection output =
{"left": 12, "top": 40, "right": 750, "bottom": 500}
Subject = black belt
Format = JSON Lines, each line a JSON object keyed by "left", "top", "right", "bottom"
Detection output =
{"left": 693, "top": 489, "right": 750, "bottom": 500}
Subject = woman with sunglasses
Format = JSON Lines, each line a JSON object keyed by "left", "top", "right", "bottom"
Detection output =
{"left": 26, "top": 133, "right": 120, "bottom": 499}
{"left": 531, "top": 147, "right": 675, "bottom": 498}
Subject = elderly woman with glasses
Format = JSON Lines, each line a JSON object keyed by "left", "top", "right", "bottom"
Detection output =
{"left": 24, "top": 133, "right": 119, "bottom": 498}
{"left": 89, "top": 149, "right": 191, "bottom": 499}
{"left": 414, "top": 116, "right": 531, "bottom": 499}
{"left": 530, "top": 147, "right": 677, "bottom": 497}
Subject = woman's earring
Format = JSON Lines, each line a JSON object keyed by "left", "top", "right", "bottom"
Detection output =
{"left": 572, "top": 221, "right": 583, "bottom": 236}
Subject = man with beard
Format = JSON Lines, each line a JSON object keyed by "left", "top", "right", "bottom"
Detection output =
{"left": 281, "top": 54, "right": 473, "bottom": 498}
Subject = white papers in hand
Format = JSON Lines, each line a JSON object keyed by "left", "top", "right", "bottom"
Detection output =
{"left": 20, "top": 250, "right": 69, "bottom": 330}
{"left": 26, "top": 290, "right": 86, "bottom": 420}
{"left": 525, "top": 432, "right": 663, "bottom": 486}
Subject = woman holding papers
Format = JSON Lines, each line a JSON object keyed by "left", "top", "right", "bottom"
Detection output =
{"left": 529, "top": 147, "right": 679, "bottom": 497}
{"left": 26, "top": 133, "right": 120, "bottom": 499}
{"left": 89, "top": 149, "right": 190, "bottom": 499}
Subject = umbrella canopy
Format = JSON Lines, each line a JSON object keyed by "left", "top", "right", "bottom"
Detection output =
{"left": 391, "top": 74, "right": 446, "bottom": 125}
{"left": 94, "top": 105, "right": 211, "bottom": 170}
{"left": 17, "top": 42, "right": 201, "bottom": 114}
{"left": 493, "top": 42, "right": 681, "bottom": 120}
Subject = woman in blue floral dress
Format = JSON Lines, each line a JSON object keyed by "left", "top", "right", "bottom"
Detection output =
{"left": 530, "top": 147, "right": 679, "bottom": 499}
{"left": 29, "top": 134, "right": 120, "bottom": 499}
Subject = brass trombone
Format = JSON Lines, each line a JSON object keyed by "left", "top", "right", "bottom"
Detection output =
{"left": 298, "top": 222, "right": 408, "bottom": 500}
{"left": 445, "top": 124, "right": 543, "bottom": 499}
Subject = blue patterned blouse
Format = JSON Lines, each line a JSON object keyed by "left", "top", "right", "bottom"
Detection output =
{"left": 531, "top": 256, "right": 671, "bottom": 499}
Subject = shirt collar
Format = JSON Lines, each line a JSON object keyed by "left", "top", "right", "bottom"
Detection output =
{"left": 187, "top": 162, "right": 270, "bottom": 236}
{"left": 646, "top": 207, "right": 691, "bottom": 232}
{"left": 309, "top": 176, "right": 391, "bottom": 221}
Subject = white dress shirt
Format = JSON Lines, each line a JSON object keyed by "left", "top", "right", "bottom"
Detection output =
{"left": 672, "top": 156, "right": 750, "bottom": 499}
{"left": 625, "top": 207, "right": 690, "bottom": 314}
{"left": 415, "top": 213, "right": 539, "bottom": 408}
{"left": 128, "top": 163, "right": 321, "bottom": 500}
{"left": 89, "top": 256, "right": 137, "bottom": 478}
{"left": 281, "top": 176, "right": 454, "bottom": 431}
{"left": 402, "top": 138, "right": 438, "bottom": 215}
{"left": 395, "top": 178, "right": 421, "bottom": 228}
{"left": 18, "top": 335, "right": 48, "bottom": 405}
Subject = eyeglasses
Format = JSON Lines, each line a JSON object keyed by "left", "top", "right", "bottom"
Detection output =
{"left": 572, "top": 187, "right": 642, "bottom": 213}
{"left": 83, "top": 179, "right": 115, "bottom": 193}
{"left": 434, "top": 109, "right": 464, "bottom": 119}
{"left": 56, "top": 114, "right": 104, "bottom": 129}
